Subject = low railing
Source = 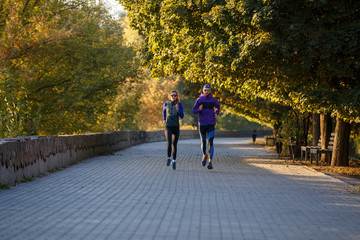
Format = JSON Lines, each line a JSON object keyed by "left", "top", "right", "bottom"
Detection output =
{"left": 0, "top": 129, "right": 272, "bottom": 185}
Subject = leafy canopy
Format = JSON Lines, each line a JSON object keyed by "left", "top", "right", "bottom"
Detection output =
{"left": 120, "top": 0, "right": 360, "bottom": 124}
{"left": 0, "top": 0, "right": 139, "bottom": 137}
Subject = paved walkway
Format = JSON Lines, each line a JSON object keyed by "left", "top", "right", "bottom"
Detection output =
{"left": 1, "top": 138, "right": 360, "bottom": 240}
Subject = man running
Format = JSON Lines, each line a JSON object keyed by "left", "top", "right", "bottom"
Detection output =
{"left": 192, "top": 84, "right": 220, "bottom": 169}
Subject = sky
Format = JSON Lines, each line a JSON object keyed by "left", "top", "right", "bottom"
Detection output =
{"left": 103, "top": 0, "right": 126, "bottom": 17}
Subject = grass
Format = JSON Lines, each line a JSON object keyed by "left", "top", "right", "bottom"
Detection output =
{"left": 310, "top": 163, "right": 360, "bottom": 177}
{"left": 303, "top": 158, "right": 360, "bottom": 179}
{"left": 20, "top": 176, "right": 34, "bottom": 183}
{"left": 258, "top": 140, "right": 360, "bottom": 178}
{"left": 48, "top": 167, "right": 62, "bottom": 173}
{"left": 349, "top": 186, "right": 360, "bottom": 195}
{"left": 260, "top": 140, "right": 360, "bottom": 192}
{"left": 0, "top": 183, "right": 10, "bottom": 190}
{"left": 2, "top": 167, "right": 65, "bottom": 187}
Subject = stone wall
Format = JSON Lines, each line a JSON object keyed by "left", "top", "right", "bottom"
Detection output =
{"left": 0, "top": 129, "right": 271, "bottom": 185}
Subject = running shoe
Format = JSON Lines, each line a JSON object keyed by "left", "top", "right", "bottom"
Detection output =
{"left": 207, "top": 162, "right": 213, "bottom": 169}
{"left": 172, "top": 161, "right": 176, "bottom": 170}
{"left": 166, "top": 158, "right": 171, "bottom": 166}
{"left": 202, "top": 154, "right": 207, "bottom": 167}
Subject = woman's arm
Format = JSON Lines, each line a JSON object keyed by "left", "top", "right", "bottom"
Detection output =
{"left": 177, "top": 102, "right": 184, "bottom": 119}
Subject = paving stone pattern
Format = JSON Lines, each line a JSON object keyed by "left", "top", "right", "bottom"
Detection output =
{"left": 0, "top": 138, "right": 360, "bottom": 240}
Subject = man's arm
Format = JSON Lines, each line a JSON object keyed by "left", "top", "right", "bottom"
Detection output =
{"left": 214, "top": 99, "right": 220, "bottom": 115}
{"left": 192, "top": 99, "right": 201, "bottom": 114}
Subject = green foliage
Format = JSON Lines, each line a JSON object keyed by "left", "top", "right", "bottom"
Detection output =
{"left": 121, "top": 0, "right": 360, "bottom": 125}
{"left": 350, "top": 131, "right": 360, "bottom": 159}
{"left": 0, "top": 0, "right": 140, "bottom": 136}
{"left": 94, "top": 82, "right": 142, "bottom": 131}
{"left": 216, "top": 111, "right": 270, "bottom": 131}
{"left": 48, "top": 168, "right": 62, "bottom": 173}
{"left": 93, "top": 72, "right": 265, "bottom": 131}
{"left": 0, "top": 183, "right": 10, "bottom": 190}
{"left": 20, "top": 176, "right": 34, "bottom": 183}
{"left": 0, "top": 69, "right": 29, "bottom": 137}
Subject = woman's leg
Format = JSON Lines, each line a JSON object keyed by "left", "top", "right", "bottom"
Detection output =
{"left": 165, "top": 127, "right": 173, "bottom": 158}
{"left": 172, "top": 126, "right": 180, "bottom": 160}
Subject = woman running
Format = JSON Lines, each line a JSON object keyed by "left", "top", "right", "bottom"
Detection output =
{"left": 163, "top": 90, "right": 184, "bottom": 170}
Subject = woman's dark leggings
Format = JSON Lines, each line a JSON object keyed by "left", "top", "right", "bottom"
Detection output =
{"left": 165, "top": 126, "right": 180, "bottom": 160}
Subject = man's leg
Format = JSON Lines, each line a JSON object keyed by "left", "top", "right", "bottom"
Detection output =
{"left": 207, "top": 125, "right": 215, "bottom": 169}
{"left": 199, "top": 125, "right": 208, "bottom": 166}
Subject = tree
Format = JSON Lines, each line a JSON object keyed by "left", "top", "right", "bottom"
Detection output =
{"left": 0, "top": 69, "right": 29, "bottom": 137}
{"left": 331, "top": 116, "right": 351, "bottom": 166}
{"left": 320, "top": 113, "right": 333, "bottom": 163}
{"left": 94, "top": 81, "right": 143, "bottom": 131}
{"left": 121, "top": 0, "right": 360, "bottom": 165}
{"left": 312, "top": 113, "right": 320, "bottom": 146}
{"left": 0, "top": 0, "right": 139, "bottom": 136}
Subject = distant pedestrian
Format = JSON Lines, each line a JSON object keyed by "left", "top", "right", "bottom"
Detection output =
{"left": 192, "top": 84, "right": 220, "bottom": 169}
{"left": 163, "top": 90, "right": 184, "bottom": 170}
{"left": 252, "top": 129, "right": 257, "bottom": 143}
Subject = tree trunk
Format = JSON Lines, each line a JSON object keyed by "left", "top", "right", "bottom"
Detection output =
{"left": 320, "top": 113, "right": 332, "bottom": 162}
{"left": 312, "top": 113, "right": 320, "bottom": 146}
{"left": 331, "top": 116, "right": 351, "bottom": 166}
{"left": 291, "top": 113, "right": 310, "bottom": 158}
{"left": 299, "top": 113, "right": 310, "bottom": 146}
{"left": 273, "top": 121, "right": 281, "bottom": 136}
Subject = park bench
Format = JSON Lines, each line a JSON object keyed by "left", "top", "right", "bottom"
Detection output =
{"left": 265, "top": 135, "right": 276, "bottom": 145}
{"left": 300, "top": 139, "right": 321, "bottom": 161}
{"left": 309, "top": 133, "right": 335, "bottom": 165}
